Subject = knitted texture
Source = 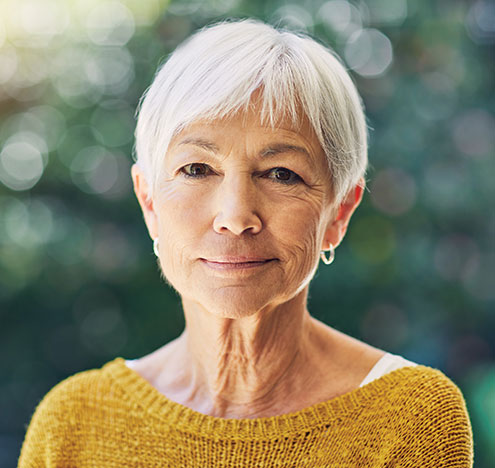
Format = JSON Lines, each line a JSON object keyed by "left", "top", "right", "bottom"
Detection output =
{"left": 18, "top": 357, "right": 473, "bottom": 467}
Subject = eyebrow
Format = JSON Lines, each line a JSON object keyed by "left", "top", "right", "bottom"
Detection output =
{"left": 259, "top": 143, "right": 311, "bottom": 159}
{"left": 177, "top": 138, "right": 311, "bottom": 160}
{"left": 178, "top": 137, "right": 219, "bottom": 153}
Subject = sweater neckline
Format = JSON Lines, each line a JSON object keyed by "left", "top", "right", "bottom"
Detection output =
{"left": 103, "top": 356, "right": 423, "bottom": 439}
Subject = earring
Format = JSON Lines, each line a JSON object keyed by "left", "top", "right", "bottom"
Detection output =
{"left": 320, "top": 244, "right": 335, "bottom": 265}
{"left": 153, "top": 237, "right": 160, "bottom": 257}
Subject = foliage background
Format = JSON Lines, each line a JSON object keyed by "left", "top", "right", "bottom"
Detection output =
{"left": 0, "top": 0, "right": 493, "bottom": 466}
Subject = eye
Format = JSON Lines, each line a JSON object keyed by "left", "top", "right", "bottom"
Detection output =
{"left": 266, "top": 167, "right": 302, "bottom": 185}
{"left": 180, "top": 163, "right": 214, "bottom": 178}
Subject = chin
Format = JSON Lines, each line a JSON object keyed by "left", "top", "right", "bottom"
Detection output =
{"left": 193, "top": 287, "right": 279, "bottom": 319}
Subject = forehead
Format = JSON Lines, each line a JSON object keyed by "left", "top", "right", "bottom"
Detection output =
{"left": 171, "top": 99, "right": 321, "bottom": 151}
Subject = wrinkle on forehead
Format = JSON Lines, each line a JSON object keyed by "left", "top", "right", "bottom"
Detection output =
{"left": 179, "top": 87, "right": 313, "bottom": 139}
{"left": 170, "top": 101, "right": 323, "bottom": 163}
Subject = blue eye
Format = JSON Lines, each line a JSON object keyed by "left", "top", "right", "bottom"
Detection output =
{"left": 180, "top": 163, "right": 213, "bottom": 178}
{"left": 267, "top": 167, "right": 302, "bottom": 185}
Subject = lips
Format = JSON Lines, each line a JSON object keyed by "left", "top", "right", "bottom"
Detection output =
{"left": 201, "top": 256, "right": 274, "bottom": 264}
{"left": 200, "top": 255, "right": 276, "bottom": 272}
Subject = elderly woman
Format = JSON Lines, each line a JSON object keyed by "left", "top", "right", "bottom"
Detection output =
{"left": 19, "top": 19, "right": 473, "bottom": 467}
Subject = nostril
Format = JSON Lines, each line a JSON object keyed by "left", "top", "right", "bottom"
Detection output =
{"left": 213, "top": 213, "right": 262, "bottom": 236}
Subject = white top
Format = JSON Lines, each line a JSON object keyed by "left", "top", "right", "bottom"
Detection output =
{"left": 359, "top": 352, "right": 417, "bottom": 387}
{"left": 125, "top": 352, "right": 417, "bottom": 388}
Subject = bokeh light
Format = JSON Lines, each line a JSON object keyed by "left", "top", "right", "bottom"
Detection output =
{"left": 451, "top": 109, "right": 495, "bottom": 159}
{"left": 349, "top": 215, "right": 396, "bottom": 264}
{"left": 0, "top": 136, "right": 46, "bottom": 191}
{"left": 344, "top": 28, "right": 393, "bottom": 77}
{"left": 4, "top": 197, "right": 54, "bottom": 247}
{"left": 16, "top": 0, "right": 70, "bottom": 42}
{"left": 318, "top": 0, "right": 363, "bottom": 39}
{"left": 272, "top": 4, "right": 313, "bottom": 31}
{"left": 366, "top": 0, "right": 407, "bottom": 26}
{"left": 90, "top": 100, "right": 135, "bottom": 146}
{"left": 370, "top": 168, "right": 417, "bottom": 216}
{"left": 434, "top": 234, "right": 480, "bottom": 283}
{"left": 70, "top": 146, "right": 119, "bottom": 194}
{"left": 0, "top": 46, "right": 18, "bottom": 84}
{"left": 465, "top": 0, "right": 495, "bottom": 45}
{"left": 85, "top": 1, "right": 135, "bottom": 46}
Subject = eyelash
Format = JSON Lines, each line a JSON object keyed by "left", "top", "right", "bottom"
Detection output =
{"left": 179, "top": 163, "right": 303, "bottom": 185}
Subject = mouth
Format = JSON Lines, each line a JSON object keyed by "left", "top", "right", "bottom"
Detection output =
{"left": 200, "top": 258, "right": 276, "bottom": 270}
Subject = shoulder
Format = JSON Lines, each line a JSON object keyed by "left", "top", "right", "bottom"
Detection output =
{"left": 32, "top": 363, "right": 117, "bottom": 419}
{"left": 395, "top": 365, "right": 469, "bottom": 410}
{"left": 18, "top": 360, "right": 121, "bottom": 466}
{"left": 21, "top": 362, "right": 119, "bottom": 435}
{"left": 381, "top": 365, "right": 474, "bottom": 466}
{"left": 383, "top": 365, "right": 472, "bottom": 428}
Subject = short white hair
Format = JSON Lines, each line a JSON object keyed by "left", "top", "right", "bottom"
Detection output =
{"left": 134, "top": 19, "right": 368, "bottom": 203}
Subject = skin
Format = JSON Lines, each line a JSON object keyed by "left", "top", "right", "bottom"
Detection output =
{"left": 130, "top": 101, "right": 384, "bottom": 419}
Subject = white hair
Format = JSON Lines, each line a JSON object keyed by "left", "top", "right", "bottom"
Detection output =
{"left": 133, "top": 19, "right": 368, "bottom": 203}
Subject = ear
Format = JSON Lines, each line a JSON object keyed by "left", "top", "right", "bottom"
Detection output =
{"left": 131, "top": 163, "right": 159, "bottom": 240}
{"left": 322, "top": 179, "right": 365, "bottom": 250}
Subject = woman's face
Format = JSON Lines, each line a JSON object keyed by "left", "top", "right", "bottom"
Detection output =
{"left": 133, "top": 104, "right": 355, "bottom": 318}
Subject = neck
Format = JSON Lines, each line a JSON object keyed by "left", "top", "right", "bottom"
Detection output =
{"left": 157, "top": 288, "right": 336, "bottom": 418}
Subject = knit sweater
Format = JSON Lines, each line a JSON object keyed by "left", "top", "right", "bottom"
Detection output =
{"left": 18, "top": 357, "right": 473, "bottom": 467}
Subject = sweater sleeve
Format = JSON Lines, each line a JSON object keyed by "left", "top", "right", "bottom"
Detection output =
{"left": 399, "top": 369, "right": 474, "bottom": 468}
{"left": 17, "top": 383, "right": 58, "bottom": 467}
{"left": 17, "top": 370, "right": 101, "bottom": 468}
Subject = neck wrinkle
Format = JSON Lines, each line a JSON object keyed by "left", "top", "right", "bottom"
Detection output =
{"left": 174, "top": 287, "right": 322, "bottom": 416}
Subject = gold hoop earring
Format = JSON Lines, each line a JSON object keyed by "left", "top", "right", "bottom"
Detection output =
{"left": 320, "top": 244, "right": 335, "bottom": 265}
{"left": 153, "top": 237, "right": 159, "bottom": 257}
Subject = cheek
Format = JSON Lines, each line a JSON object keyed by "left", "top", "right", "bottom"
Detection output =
{"left": 157, "top": 184, "right": 208, "bottom": 234}
{"left": 271, "top": 197, "right": 324, "bottom": 277}
{"left": 273, "top": 190, "right": 324, "bottom": 242}
{"left": 275, "top": 209, "right": 319, "bottom": 248}
{"left": 155, "top": 186, "right": 209, "bottom": 280}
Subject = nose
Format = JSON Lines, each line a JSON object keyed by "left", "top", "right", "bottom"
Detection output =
{"left": 213, "top": 174, "right": 262, "bottom": 236}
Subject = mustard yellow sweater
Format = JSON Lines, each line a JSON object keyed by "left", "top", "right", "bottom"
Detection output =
{"left": 18, "top": 357, "right": 473, "bottom": 467}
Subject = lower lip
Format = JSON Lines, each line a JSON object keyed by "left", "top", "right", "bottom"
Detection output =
{"left": 200, "top": 259, "right": 275, "bottom": 270}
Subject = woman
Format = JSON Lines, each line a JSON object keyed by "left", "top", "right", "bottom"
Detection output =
{"left": 18, "top": 19, "right": 473, "bottom": 467}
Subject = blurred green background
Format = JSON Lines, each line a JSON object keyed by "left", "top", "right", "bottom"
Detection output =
{"left": 1, "top": 0, "right": 493, "bottom": 466}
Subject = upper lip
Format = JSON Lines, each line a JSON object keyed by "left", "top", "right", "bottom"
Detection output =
{"left": 201, "top": 256, "right": 275, "bottom": 263}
